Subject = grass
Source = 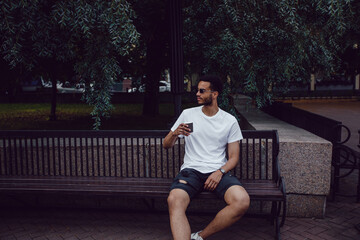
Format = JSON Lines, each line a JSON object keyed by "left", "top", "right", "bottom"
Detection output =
{"left": 0, "top": 103, "right": 196, "bottom": 130}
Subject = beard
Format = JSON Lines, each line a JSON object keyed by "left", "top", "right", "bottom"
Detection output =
{"left": 198, "top": 94, "right": 213, "bottom": 106}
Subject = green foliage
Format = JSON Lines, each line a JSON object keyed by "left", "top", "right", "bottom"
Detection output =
{"left": 0, "top": 0, "right": 139, "bottom": 129}
{"left": 218, "top": 82, "right": 239, "bottom": 121}
{"left": 1, "top": 0, "right": 358, "bottom": 128}
{"left": 183, "top": 0, "right": 356, "bottom": 107}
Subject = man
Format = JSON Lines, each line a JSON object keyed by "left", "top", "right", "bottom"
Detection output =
{"left": 163, "top": 75, "right": 250, "bottom": 240}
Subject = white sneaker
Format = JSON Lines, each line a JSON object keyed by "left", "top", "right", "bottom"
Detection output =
{"left": 191, "top": 231, "right": 203, "bottom": 240}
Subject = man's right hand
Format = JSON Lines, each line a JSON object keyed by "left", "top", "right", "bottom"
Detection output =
{"left": 173, "top": 123, "right": 192, "bottom": 137}
{"left": 163, "top": 123, "right": 191, "bottom": 149}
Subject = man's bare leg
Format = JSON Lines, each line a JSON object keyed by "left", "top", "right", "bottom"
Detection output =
{"left": 168, "top": 188, "right": 191, "bottom": 240}
{"left": 199, "top": 186, "right": 250, "bottom": 239}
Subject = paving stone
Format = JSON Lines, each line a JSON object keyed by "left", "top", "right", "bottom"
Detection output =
{"left": 0, "top": 195, "right": 360, "bottom": 240}
{"left": 316, "top": 231, "right": 340, "bottom": 240}
{"left": 305, "top": 226, "right": 328, "bottom": 235}
{"left": 32, "top": 237, "right": 49, "bottom": 240}
{"left": 341, "top": 227, "right": 360, "bottom": 239}
{"left": 77, "top": 237, "right": 94, "bottom": 240}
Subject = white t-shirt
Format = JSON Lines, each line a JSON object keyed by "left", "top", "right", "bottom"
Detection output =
{"left": 171, "top": 106, "right": 243, "bottom": 173}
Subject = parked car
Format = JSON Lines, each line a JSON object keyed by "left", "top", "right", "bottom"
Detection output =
{"left": 21, "top": 76, "right": 46, "bottom": 92}
{"left": 57, "top": 82, "right": 85, "bottom": 93}
{"left": 159, "top": 80, "right": 171, "bottom": 92}
{"left": 128, "top": 81, "right": 171, "bottom": 93}
{"left": 109, "top": 82, "right": 125, "bottom": 93}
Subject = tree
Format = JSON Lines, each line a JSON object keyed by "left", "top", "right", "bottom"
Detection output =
{"left": 129, "top": 0, "right": 170, "bottom": 116}
{"left": 183, "top": 0, "right": 356, "bottom": 107}
{"left": 2, "top": 0, "right": 357, "bottom": 128}
{"left": 0, "top": 0, "right": 139, "bottom": 128}
{"left": 338, "top": 1, "right": 360, "bottom": 79}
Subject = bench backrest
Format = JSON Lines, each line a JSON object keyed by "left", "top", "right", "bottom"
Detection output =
{"left": 0, "top": 130, "right": 279, "bottom": 181}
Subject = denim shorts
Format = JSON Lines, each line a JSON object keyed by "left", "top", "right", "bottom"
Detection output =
{"left": 169, "top": 168, "right": 243, "bottom": 200}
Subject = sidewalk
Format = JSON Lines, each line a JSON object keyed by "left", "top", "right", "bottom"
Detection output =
{"left": 0, "top": 195, "right": 359, "bottom": 240}
{"left": 292, "top": 99, "right": 360, "bottom": 151}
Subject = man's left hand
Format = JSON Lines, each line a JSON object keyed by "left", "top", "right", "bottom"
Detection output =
{"left": 204, "top": 170, "right": 223, "bottom": 191}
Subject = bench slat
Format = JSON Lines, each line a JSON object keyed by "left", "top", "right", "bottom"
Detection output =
{"left": 0, "top": 176, "right": 281, "bottom": 189}
{"left": 0, "top": 186, "right": 284, "bottom": 200}
{"left": 0, "top": 176, "right": 284, "bottom": 200}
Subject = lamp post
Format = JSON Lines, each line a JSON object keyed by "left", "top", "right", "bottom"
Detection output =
{"left": 169, "top": 0, "right": 184, "bottom": 118}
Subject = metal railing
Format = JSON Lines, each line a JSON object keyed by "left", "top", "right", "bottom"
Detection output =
{"left": 330, "top": 125, "right": 360, "bottom": 202}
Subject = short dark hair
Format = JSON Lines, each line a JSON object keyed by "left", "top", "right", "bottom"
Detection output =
{"left": 198, "top": 75, "right": 223, "bottom": 94}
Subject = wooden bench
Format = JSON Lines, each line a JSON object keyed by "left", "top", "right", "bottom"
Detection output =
{"left": 0, "top": 130, "right": 286, "bottom": 239}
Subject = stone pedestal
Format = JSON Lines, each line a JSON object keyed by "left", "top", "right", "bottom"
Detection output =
{"left": 234, "top": 95, "right": 332, "bottom": 218}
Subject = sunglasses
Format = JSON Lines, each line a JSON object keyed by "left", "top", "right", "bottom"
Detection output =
{"left": 197, "top": 88, "right": 214, "bottom": 94}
